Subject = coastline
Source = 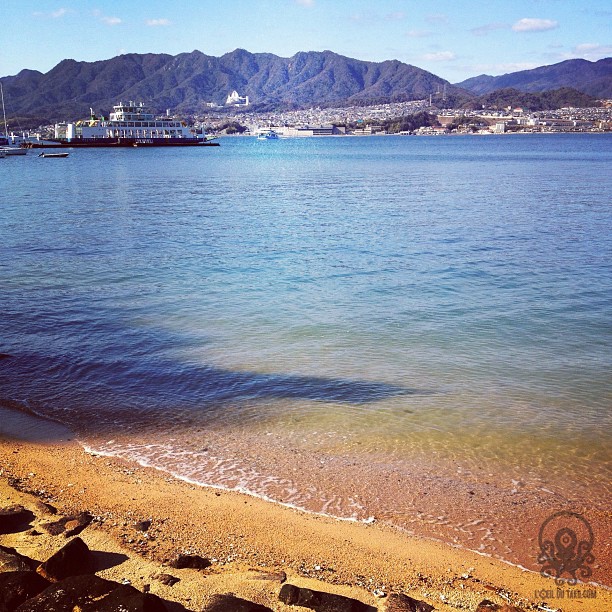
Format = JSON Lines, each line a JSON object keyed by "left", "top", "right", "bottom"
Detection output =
{"left": 1, "top": 410, "right": 608, "bottom": 611}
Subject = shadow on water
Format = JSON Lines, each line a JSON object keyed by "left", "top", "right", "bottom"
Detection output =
{"left": 0, "top": 351, "right": 428, "bottom": 404}
{"left": 0, "top": 343, "right": 433, "bottom": 441}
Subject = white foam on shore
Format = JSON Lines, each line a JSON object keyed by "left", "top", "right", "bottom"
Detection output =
{"left": 81, "top": 441, "right": 374, "bottom": 525}
{"left": 6, "top": 415, "right": 610, "bottom": 591}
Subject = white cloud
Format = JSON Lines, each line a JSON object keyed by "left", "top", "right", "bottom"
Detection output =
{"left": 93, "top": 9, "right": 122, "bottom": 26}
{"left": 295, "top": 0, "right": 315, "bottom": 6}
{"left": 512, "top": 18, "right": 559, "bottom": 32}
{"left": 422, "top": 51, "right": 456, "bottom": 62}
{"left": 386, "top": 12, "right": 406, "bottom": 22}
{"left": 33, "top": 8, "right": 70, "bottom": 19}
{"left": 460, "top": 61, "right": 540, "bottom": 76}
{"left": 547, "top": 43, "right": 612, "bottom": 63}
{"left": 145, "top": 19, "right": 171, "bottom": 27}
{"left": 574, "top": 43, "right": 612, "bottom": 55}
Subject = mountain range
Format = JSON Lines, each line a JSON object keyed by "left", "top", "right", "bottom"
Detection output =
{"left": 456, "top": 58, "right": 612, "bottom": 98}
{"left": 1, "top": 50, "right": 610, "bottom": 126}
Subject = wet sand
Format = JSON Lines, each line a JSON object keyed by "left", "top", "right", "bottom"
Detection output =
{"left": 72, "top": 416, "right": 612, "bottom": 583}
{"left": 0, "top": 412, "right": 609, "bottom": 611}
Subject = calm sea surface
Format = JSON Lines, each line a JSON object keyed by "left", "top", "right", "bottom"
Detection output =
{"left": 1, "top": 135, "right": 611, "bottom": 572}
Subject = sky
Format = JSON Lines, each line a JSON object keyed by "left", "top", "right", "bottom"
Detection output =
{"left": 1, "top": 1, "right": 610, "bottom": 83}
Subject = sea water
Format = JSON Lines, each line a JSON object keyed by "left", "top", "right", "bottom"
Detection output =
{"left": 1, "top": 134, "right": 610, "bottom": 573}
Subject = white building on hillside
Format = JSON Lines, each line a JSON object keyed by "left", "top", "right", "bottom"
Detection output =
{"left": 226, "top": 90, "right": 249, "bottom": 106}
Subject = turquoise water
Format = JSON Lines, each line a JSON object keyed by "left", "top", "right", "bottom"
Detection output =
{"left": 1, "top": 135, "right": 611, "bottom": 569}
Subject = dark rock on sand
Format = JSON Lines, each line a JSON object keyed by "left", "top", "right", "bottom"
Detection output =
{"left": 81, "top": 583, "right": 168, "bottom": 611}
{"left": 0, "top": 571, "right": 50, "bottom": 611}
{"left": 41, "top": 511, "right": 92, "bottom": 537}
{"left": 14, "top": 574, "right": 170, "bottom": 612}
{"left": 36, "top": 536, "right": 93, "bottom": 582}
{"left": 385, "top": 593, "right": 435, "bottom": 611}
{"left": 475, "top": 601, "right": 525, "bottom": 612}
{"left": 475, "top": 601, "right": 498, "bottom": 611}
{"left": 0, "top": 545, "right": 39, "bottom": 572}
{"left": 32, "top": 501, "right": 57, "bottom": 516}
{"left": 0, "top": 505, "right": 35, "bottom": 534}
{"left": 168, "top": 553, "right": 211, "bottom": 570}
{"left": 14, "top": 574, "right": 117, "bottom": 611}
{"left": 204, "top": 594, "right": 273, "bottom": 612}
{"left": 279, "top": 583, "right": 374, "bottom": 611}
{"left": 152, "top": 572, "right": 180, "bottom": 586}
{"left": 134, "top": 519, "right": 152, "bottom": 532}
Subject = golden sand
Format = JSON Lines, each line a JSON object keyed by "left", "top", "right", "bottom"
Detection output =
{"left": 0, "top": 431, "right": 608, "bottom": 611}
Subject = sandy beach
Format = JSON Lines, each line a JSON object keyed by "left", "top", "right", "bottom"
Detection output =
{"left": 0, "top": 411, "right": 608, "bottom": 611}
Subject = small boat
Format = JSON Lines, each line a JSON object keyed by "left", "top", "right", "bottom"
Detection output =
{"left": 257, "top": 129, "right": 280, "bottom": 140}
{"left": 38, "top": 152, "right": 69, "bottom": 158}
{"left": 0, "top": 83, "right": 26, "bottom": 155}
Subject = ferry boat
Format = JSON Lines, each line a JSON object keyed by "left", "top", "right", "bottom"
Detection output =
{"left": 256, "top": 129, "right": 280, "bottom": 140}
{"left": 31, "top": 102, "right": 218, "bottom": 148}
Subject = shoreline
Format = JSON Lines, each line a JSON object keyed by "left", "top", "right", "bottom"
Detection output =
{"left": 1, "top": 409, "right": 609, "bottom": 611}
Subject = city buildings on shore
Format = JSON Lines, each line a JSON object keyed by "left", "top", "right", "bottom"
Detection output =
{"left": 196, "top": 98, "right": 612, "bottom": 136}
{"left": 33, "top": 99, "right": 612, "bottom": 140}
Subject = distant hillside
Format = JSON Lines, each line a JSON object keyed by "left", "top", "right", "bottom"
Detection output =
{"left": 0, "top": 49, "right": 469, "bottom": 125}
{"left": 461, "top": 87, "right": 600, "bottom": 111}
{"left": 456, "top": 58, "right": 612, "bottom": 98}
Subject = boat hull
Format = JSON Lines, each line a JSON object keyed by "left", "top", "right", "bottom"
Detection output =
{"left": 0, "top": 147, "right": 27, "bottom": 155}
{"left": 24, "top": 137, "right": 219, "bottom": 148}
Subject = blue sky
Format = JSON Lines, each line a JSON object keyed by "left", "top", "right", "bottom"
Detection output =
{"left": 1, "top": 1, "right": 610, "bottom": 82}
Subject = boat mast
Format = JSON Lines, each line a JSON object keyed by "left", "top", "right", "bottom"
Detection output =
{"left": 0, "top": 82, "right": 7, "bottom": 138}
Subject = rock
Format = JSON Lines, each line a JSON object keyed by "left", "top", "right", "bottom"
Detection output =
{"left": 0, "top": 571, "right": 50, "bottom": 611}
{"left": 152, "top": 572, "right": 180, "bottom": 586}
{"left": 204, "top": 594, "right": 273, "bottom": 612}
{"left": 0, "top": 545, "right": 39, "bottom": 572}
{"left": 14, "top": 574, "right": 117, "bottom": 611}
{"left": 168, "top": 553, "right": 211, "bottom": 570}
{"left": 41, "top": 512, "right": 92, "bottom": 537}
{"left": 134, "top": 519, "right": 152, "bottom": 532}
{"left": 81, "top": 584, "right": 168, "bottom": 611}
{"left": 33, "top": 501, "right": 57, "bottom": 516}
{"left": 0, "top": 505, "right": 35, "bottom": 534}
{"left": 36, "top": 536, "right": 93, "bottom": 582}
{"left": 385, "top": 594, "right": 435, "bottom": 612}
{"left": 475, "top": 601, "right": 499, "bottom": 611}
{"left": 279, "top": 583, "right": 373, "bottom": 611}
{"left": 475, "top": 602, "right": 525, "bottom": 612}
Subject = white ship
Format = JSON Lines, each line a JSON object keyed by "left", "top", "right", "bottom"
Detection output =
{"left": 45, "top": 102, "right": 217, "bottom": 148}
